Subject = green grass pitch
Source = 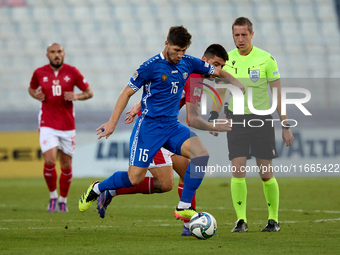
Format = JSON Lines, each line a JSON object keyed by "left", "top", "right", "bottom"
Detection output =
{"left": 1, "top": 177, "right": 340, "bottom": 254}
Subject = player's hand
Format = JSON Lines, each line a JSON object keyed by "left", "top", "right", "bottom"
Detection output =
{"left": 238, "top": 83, "right": 246, "bottom": 94}
{"left": 129, "top": 102, "right": 141, "bottom": 116}
{"left": 124, "top": 102, "right": 141, "bottom": 124}
{"left": 209, "top": 131, "right": 219, "bottom": 137}
{"left": 282, "top": 129, "right": 294, "bottom": 147}
{"left": 64, "top": 91, "right": 76, "bottom": 101}
{"left": 209, "top": 115, "right": 231, "bottom": 133}
{"left": 96, "top": 122, "right": 115, "bottom": 139}
{"left": 214, "top": 117, "right": 232, "bottom": 132}
{"left": 35, "top": 88, "right": 45, "bottom": 101}
{"left": 230, "top": 78, "right": 246, "bottom": 95}
{"left": 125, "top": 109, "right": 136, "bottom": 124}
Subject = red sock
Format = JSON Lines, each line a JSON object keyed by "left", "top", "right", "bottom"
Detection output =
{"left": 59, "top": 167, "right": 73, "bottom": 198}
{"left": 116, "top": 177, "right": 154, "bottom": 195}
{"left": 178, "top": 183, "right": 196, "bottom": 209}
{"left": 44, "top": 163, "right": 57, "bottom": 192}
{"left": 178, "top": 183, "right": 197, "bottom": 223}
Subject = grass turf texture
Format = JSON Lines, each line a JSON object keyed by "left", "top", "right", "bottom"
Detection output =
{"left": 1, "top": 177, "right": 340, "bottom": 255}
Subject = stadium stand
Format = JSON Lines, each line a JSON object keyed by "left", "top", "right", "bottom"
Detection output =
{"left": 0, "top": 0, "right": 339, "bottom": 129}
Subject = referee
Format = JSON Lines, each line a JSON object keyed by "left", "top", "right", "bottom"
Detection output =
{"left": 210, "top": 17, "right": 294, "bottom": 232}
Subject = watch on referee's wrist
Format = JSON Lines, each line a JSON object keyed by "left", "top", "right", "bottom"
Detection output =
{"left": 282, "top": 123, "right": 290, "bottom": 130}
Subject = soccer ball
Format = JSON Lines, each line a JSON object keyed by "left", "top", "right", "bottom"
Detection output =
{"left": 189, "top": 212, "right": 217, "bottom": 239}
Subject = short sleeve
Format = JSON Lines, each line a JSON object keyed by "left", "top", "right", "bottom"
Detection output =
{"left": 128, "top": 63, "right": 153, "bottom": 91}
{"left": 266, "top": 56, "right": 280, "bottom": 82}
{"left": 30, "top": 70, "right": 40, "bottom": 89}
{"left": 190, "top": 57, "right": 215, "bottom": 75}
{"left": 185, "top": 74, "right": 203, "bottom": 104}
{"left": 74, "top": 68, "right": 89, "bottom": 91}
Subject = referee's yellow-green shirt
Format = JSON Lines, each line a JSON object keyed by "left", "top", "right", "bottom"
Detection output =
{"left": 223, "top": 46, "right": 280, "bottom": 114}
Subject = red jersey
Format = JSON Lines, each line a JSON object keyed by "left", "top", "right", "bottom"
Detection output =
{"left": 179, "top": 73, "right": 204, "bottom": 109}
{"left": 30, "top": 64, "right": 89, "bottom": 131}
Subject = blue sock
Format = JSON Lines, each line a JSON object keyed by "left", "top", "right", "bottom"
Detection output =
{"left": 98, "top": 171, "right": 133, "bottom": 192}
{"left": 180, "top": 156, "right": 209, "bottom": 203}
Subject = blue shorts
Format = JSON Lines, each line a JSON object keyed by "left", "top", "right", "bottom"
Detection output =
{"left": 129, "top": 115, "right": 197, "bottom": 167}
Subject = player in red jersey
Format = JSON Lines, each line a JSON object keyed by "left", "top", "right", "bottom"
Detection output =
{"left": 28, "top": 43, "right": 93, "bottom": 213}
{"left": 97, "top": 44, "right": 229, "bottom": 235}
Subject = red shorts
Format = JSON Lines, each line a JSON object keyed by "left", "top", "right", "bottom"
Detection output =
{"left": 148, "top": 147, "right": 173, "bottom": 169}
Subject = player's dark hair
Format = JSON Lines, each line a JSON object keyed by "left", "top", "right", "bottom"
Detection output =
{"left": 167, "top": 26, "right": 192, "bottom": 48}
{"left": 204, "top": 44, "right": 229, "bottom": 61}
{"left": 232, "top": 17, "right": 253, "bottom": 33}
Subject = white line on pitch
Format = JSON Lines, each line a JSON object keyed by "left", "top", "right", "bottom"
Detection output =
{"left": 251, "top": 208, "right": 340, "bottom": 214}
{"left": 2, "top": 218, "right": 340, "bottom": 230}
{"left": 0, "top": 219, "right": 90, "bottom": 222}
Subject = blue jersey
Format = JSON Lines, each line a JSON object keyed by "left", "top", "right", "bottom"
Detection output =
{"left": 128, "top": 52, "right": 215, "bottom": 118}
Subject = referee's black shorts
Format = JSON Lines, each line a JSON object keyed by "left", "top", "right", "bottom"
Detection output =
{"left": 226, "top": 110, "right": 278, "bottom": 161}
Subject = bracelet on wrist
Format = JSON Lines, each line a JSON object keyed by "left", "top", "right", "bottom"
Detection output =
{"left": 282, "top": 123, "right": 290, "bottom": 130}
{"left": 208, "top": 111, "right": 219, "bottom": 122}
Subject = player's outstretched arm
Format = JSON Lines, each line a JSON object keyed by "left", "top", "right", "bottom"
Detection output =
{"left": 207, "top": 86, "right": 227, "bottom": 137}
{"left": 186, "top": 102, "right": 231, "bottom": 132}
{"left": 212, "top": 68, "right": 245, "bottom": 94}
{"left": 210, "top": 87, "right": 227, "bottom": 114}
{"left": 97, "top": 85, "right": 136, "bottom": 139}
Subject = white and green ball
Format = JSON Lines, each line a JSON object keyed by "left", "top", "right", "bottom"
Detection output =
{"left": 189, "top": 212, "right": 217, "bottom": 239}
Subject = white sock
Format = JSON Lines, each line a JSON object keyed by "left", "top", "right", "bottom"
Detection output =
{"left": 109, "top": 190, "right": 116, "bottom": 196}
{"left": 177, "top": 201, "right": 191, "bottom": 209}
{"left": 50, "top": 190, "right": 58, "bottom": 199}
{"left": 58, "top": 196, "right": 67, "bottom": 203}
{"left": 93, "top": 183, "right": 101, "bottom": 194}
{"left": 184, "top": 222, "right": 190, "bottom": 228}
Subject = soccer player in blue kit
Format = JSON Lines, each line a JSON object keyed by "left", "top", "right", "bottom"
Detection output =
{"left": 79, "top": 26, "right": 245, "bottom": 221}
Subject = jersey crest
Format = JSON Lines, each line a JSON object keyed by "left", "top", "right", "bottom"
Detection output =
{"left": 161, "top": 73, "right": 168, "bottom": 81}
{"left": 249, "top": 70, "right": 260, "bottom": 82}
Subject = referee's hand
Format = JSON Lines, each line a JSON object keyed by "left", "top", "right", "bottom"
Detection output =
{"left": 282, "top": 129, "right": 294, "bottom": 147}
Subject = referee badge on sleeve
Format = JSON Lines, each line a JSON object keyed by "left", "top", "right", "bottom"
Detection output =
{"left": 249, "top": 70, "right": 260, "bottom": 82}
